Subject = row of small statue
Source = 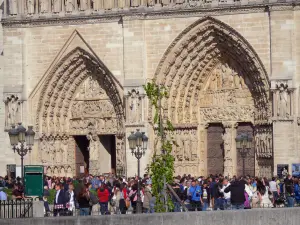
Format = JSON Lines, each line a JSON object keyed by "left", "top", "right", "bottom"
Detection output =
{"left": 7, "top": 0, "right": 191, "bottom": 15}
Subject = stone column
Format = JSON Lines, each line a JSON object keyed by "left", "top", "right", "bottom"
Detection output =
{"left": 222, "top": 122, "right": 238, "bottom": 178}
{"left": 198, "top": 123, "right": 208, "bottom": 176}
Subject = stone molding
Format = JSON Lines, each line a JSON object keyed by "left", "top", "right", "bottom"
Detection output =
{"left": 2, "top": 1, "right": 300, "bottom": 27}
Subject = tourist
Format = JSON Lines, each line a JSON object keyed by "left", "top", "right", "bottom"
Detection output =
{"left": 224, "top": 179, "right": 245, "bottom": 210}
{"left": 0, "top": 186, "right": 7, "bottom": 201}
{"left": 143, "top": 181, "right": 154, "bottom": 213}
{"left": 188, "top": 180, "right": 202, "bottom": 211}
{"left": 98, "top": 183, "right": 110, "bottom": 215}
{"left": 269, "top": 177, "right": 279, "bottom": 205}
{"left": 284, "top": 175, "right": 295, "bottom": 207}
{"left": 119, "top": 183, "right": 128, "bottom": 214}
{"left": 65, "top": 183, "right": 76, "bottom": 215}
{"left": 257, "top": 180, "right": 272, "bottom": 208}
{"left": 221, "top": 178, "right": 231, "bottom": 210}
{"left": 293, "top": 178, "right": 300, "bottom": 205}
{"left": 213, "top": 178, "right": 224, "bottom": 210}
{"left": 12, "top": 184, "right": 23, "bottom": 199}
{"left": 128, "top": 183, "right": 139, "bottom": 213}
{"left": 77, "top": 184, "right": 91, "bottom": 216}
{"left": 54, "top": 183, "right": 67, "bottom": 216}
{"left": 201, "top": 181, "right": 210, "bottom": 211}
{"left": 43, "top": 185, "right": 50, "bottom": 215}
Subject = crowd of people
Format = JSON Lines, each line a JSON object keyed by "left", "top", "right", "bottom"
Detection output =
{"left": 1, "top": 173, "right": 300, "bottom": 216}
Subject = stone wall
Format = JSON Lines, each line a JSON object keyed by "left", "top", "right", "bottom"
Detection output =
{"left": 1, "top": 1, "right": 300, "bottom": 176}
{"left": 1, "top": 208, "right": 300, "bottom": 225}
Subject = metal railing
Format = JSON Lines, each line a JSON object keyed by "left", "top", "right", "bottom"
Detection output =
{"left": 0, "top": 199, "right": 33, "bottom": 218}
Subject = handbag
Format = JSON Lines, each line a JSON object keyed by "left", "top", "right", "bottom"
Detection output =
{"left": 110, "top": 194, "right": 117, "bottom": 207}
{"left": 125, "top": 199, "right": 131, "bottom": 208}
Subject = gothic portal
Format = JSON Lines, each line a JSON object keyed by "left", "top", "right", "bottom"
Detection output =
{"left": 154, "top": 18, "right": 273, "bottom": 178}
{"left": 30, "top": 47, "right": 126, "bottom": 177}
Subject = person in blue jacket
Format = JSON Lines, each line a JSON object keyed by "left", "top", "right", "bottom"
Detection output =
{"left": 188, "top": 180, "right": 202, "bottom": 211}
{"left": 294, "top": 178, "right": 300, "bottom": 205}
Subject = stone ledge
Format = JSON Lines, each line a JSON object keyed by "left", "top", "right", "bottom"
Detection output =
{"left": 1, "top": 208, "right": 300, "bottom": 224}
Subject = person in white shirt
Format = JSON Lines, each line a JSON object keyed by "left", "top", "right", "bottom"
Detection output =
{"left": 0, "top": 187, "right": 7, "bottom": 201}
{"left": 220, "top": 179, "right": 231, "bottom": 210}
{"left": 269, "top": 177, "right": 279, "bottom": 204}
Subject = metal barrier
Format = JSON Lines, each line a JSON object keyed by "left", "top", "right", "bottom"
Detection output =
{"left": 0, "top": 199, "right": 33, "bottom": 218}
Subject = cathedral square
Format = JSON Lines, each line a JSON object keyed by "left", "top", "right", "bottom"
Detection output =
{"left": 0, "top": 0, "right": 300, "bottom": 179}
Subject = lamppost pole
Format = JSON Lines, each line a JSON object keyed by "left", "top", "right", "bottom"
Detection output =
{"left": 8, "top": 123, "right": 35, "bottom": 184}
{"left": 128, "top": 130, "right": 148, "bottom": 214}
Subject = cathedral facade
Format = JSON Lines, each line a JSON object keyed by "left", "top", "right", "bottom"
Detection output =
{"left": 0, "top": 0, "right": 300, "bottom": 178}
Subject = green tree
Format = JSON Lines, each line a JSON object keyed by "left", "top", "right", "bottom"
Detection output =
{"left": 143, "top": 81, "right": 175, "bottom": 212}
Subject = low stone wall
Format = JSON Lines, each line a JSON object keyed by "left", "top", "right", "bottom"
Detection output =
{"left": 1, "top": 208, "right": 300, "bottom": 225}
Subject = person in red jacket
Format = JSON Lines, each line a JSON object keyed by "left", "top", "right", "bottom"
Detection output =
{"left": 98, "top": 184, "right": 110, "bottom": 215}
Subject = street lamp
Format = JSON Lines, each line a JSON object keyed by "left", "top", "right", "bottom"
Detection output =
{"left": 8, "top": 123, "right": 35, "bottom": 184}
{"left": 236, "top": 133, "right": 253, "bottom": 176}
{"left": 127, "top": 129, "right": 148, "bottom": 214}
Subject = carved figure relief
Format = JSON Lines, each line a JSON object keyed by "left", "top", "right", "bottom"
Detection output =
{"left": 40, "top": 0, "right": 50, "bottom": 12}
{"left": 103, "top": 0, "right": 114, "bottom": 9}
{"left": 172, "top": 128, "right": 198, "bottom": 162}
{"left": 222, "top": 123, "right": 233, "bottom": 176}
{"left": 277, "top": 83, "right": 290, "bottom": 118}
{"left": 131, "top": 0, "right": 140, "bottom": 7}
{"left": 79, "top": 0, "right": 89, "bottom": 11}
{"left": 255, "top": 126, "right": 272, "bottom": 158}
{"left": 207, "top": 63, "right": 246, "bottom": 91}
{"left": 87, "top": 133, "right": 100, "bottom": 160}
{"left": 65, "top": 0, "right": 75, "bottom": 12}
{"left": 9, "top": 0, "right": 18, "bottom": 15}
{"left": 126, "top": 89, "right": 142, "bottom": 124}
{"left": 147, "top": 0, "right": 155, "bottom": 6}
{"left": 200, "top": 105, "right": 254, "bottom": 122}
{"left": 75, "top": 76, "right": 108, "bottom": 100}
{"left": 116, "top": 136, "right": 125, "bottom": 173}
{"left": 4, "top": 95, "right": 21, "bottom": 130}
{"left": 52, "top": 0, "right": 61, "bottom": 13}
{"left": 27, "top": 0, "right": 35, "bottom": 14}
{"left": 93, "top": 0, "right": 104, "bottom": 10}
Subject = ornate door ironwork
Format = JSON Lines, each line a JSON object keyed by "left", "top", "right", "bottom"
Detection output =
{"left": 237, "top": 123, "right": 255, "bottom": 177}
{"left": 207, "top": 124, "right": 224, "bottom": 176}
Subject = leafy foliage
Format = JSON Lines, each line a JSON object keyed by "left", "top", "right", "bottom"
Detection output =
{"left": 143, "top": 81, "right": 175, "bottom": 212}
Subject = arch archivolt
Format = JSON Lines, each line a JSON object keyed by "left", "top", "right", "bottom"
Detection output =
{"left": 153, "top": 17, "right": 272, "bottom": 176}
{"left": 32, "top": 47, "right": 125, "bottom": 176}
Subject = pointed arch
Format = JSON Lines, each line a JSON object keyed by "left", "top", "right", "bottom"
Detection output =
{"left": 154, "top": 16, "right": 270, "bottom": 124}
{"left": 35, "top": 47, "right": 124, "bottom": 135}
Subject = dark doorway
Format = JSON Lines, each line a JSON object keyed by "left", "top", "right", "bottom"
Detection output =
{"left": 99, "top": 135, "right": 116, "bottom": 174}
{"left": 207, "top": 124, "right": 224, "bottom": 176}
{"left": 74, "top": 136, "right": 89, "bottom": 177}
{"left": 236, "top": 123, "right": 255, "bottom": 177}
